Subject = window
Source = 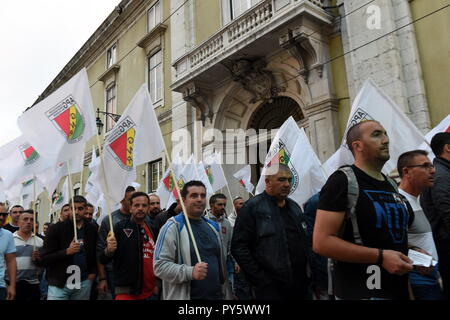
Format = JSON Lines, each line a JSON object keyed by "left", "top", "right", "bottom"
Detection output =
{"left": 148, "top": 159, "right": 163, "bottom": 193}
{"left": 107, "top": 44, "right": 117, "bottom": 68}
{"left": 147, "top": 1, "right": 161, "bottom": 31}
{"left": 105, "top": 85, "right": 117, "bottom": 132}
{"left": 231, "top": 0, "right": 261, "bottom": 19}
{"left": 148, "top": 51, "right": 163, "bottom": 105}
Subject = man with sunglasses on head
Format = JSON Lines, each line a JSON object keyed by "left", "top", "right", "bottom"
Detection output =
{"left": 398, "top": 150, "right": 443, "bottom": 299}
{"left": 0, "top": 206, "right": 17, "bottom": 300}
{"left": 40, "top": 196, "right": 98, "bottom": 300}
{"left": 4, "top": 205, "right": 24, "bottom": 233}
{"left": 100, "top": 192, "right": 158, "bottom": 300}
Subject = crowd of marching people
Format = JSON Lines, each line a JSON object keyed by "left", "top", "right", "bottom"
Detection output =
{"left": 0, "top": 125, "right": 449, "bottom": 301}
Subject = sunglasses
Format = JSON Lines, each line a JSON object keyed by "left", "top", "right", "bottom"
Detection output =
{"left": 0, "top": 212, "right": 8, "bottom": 217}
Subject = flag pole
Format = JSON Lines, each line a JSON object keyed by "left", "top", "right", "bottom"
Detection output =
{"left": 32, "top": 175, "right": 37, "bottom": 250}
{"left": 66, "top": 160, "right": 78, "bottom": 242}
{"left": 80, "top": 163, "right": 84, "bottom": 196}
{"left": 165, "top": 154, "right": 202, "bottom": 263}
{"left": 216, "top": 153, "right": 238, "bottom": 220}
{"left": 94, "top": 134, "right": 115, "bottom": 237}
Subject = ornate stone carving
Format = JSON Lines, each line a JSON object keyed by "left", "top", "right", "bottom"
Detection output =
{"left": 182, "top": 82, "right": 213, "bottom": 126}
{"left": 230, "top": 59, "right": 283, "bottom": 104}
{"left": 279, "top": 27, "right": 323, "bottom": 83}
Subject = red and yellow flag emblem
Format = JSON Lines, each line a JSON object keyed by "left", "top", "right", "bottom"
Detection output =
{"left": 106, "top": 116, "right": 136, "bottom": 171}
{"left": 46, "top": 95, "right": 85, "bottom": 143}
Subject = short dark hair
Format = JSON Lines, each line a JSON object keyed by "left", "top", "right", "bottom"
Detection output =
{"left": 10, "top": 205, "right": 24, "bottom": 212}
{"left": 44, "top": 222, "right": 51, "bottom": 227}
{"left": 397, "top": 149, "right": 429, "bottom": 178}
{"left": 85, "top": 203, "right": 94, "bottom": 209}
{"left": 233, "top": 196, "right": 243, "bottom": 203}
{"left": 430, "top": 132, "right": 450, "bottom": 157}
{"left": 181, "top": 181, "right": 206, "bottom": 198}
{"left": 209, "top": 193, "right": 227, "bottom": 206}
{"left": 346, "top": 120, "right": 379, "bottom": 154}
{"left": 71, "top": 195, "right": 87, "bottom": 206}
{"left": 125, "top": 186, "right": 136, "bottom": 193}
{"left": 130, "top": 192, "right": 150, "bottom": 205}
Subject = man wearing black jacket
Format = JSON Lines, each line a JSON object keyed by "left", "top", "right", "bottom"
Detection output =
{"left": 40, "top": 196, "right": 98, "bottom": 300}
{"left": 100, "top": 192, "right": 158, "bottom": 300}
{"left": 420, "top": 132, "right": 450, "bottom": 300}
{"left": 231, "top": 163, "right": 312, "bottom": 300}
{"left": 153, "top": 200, "right": 181, "bottom": 239}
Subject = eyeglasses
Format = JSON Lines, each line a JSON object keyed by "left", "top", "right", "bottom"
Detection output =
{"left": 406, "top": 163, "right": 435, "bottom": 170}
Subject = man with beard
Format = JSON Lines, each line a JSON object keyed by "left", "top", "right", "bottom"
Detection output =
{"left": 40, "top": 196, "right": 98, "bottom": 300}
{"left": 148, "top": 194, "right": 162, "bottom": 224}
{"left": 314, "top": 120, "right": 414, "bottom": 300}
{"left": 205, "top": 194, "right": 234, "bottom": 299}
{"left": 101, "top": 192, "right": 158, "bottom": 300}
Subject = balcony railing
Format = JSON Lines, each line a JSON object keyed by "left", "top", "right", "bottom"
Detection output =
{"left": 172, "top": 0, "right": 329, "bottom": 91}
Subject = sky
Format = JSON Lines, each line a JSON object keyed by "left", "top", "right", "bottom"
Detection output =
{"left": 0, "top": 0, "right": 119, "bottom": 147}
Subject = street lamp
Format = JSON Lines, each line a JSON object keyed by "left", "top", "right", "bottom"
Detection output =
{"left": 96, "top": 108, "right": 122, "bottom": 135}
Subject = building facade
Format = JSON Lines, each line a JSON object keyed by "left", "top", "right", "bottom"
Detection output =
{"left": 31, "top": 0, "right": 449, "bottom": 221}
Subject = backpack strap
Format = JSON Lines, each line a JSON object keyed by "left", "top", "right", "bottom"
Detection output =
{"left": 327, "top": 166, "right": 362, "bottom": 298}
{"left": 338, "top": 166, "right": 363, "bottom": 246}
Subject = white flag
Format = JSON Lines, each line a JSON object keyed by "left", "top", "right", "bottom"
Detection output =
{"left": 233, "top": 165, "right": 254, "bottom": 194}
{"left": 52, "top": 177, "right": 69, "bottom": 212}
{"left": 197, "top": 161, "right": 214, "bottom": 197}
{"left": 203, "top": 152, "right": 228, "bottom": 192}
{"left": 417, "top": 114, "right": 450, "bottom": 159}
{"left": 323, "top": 79, "right": 426, "bottom": 175}
{"left": 17, "top": 68, "right": 97, "bottom": 165}
{"left": 85, "top": 147, "right": 102, "bottom": 206}
{"left": 156, "top": 168, "right": 174, "bottom": 209}
{"left": 101, "top": 84, "right": 165, "bottom": 203}
{"left": 256, "top": 117, "right": 327, "bottom": 206}
{"left": 37, "top": 154, "right": 84, "bottom": 198}
{"left": 0, "top": 136, "right": 52, "bottom": 189}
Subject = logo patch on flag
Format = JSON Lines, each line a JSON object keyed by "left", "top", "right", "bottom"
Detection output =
{"left": 205, "top": 166, "right": 213, "bottom": 185}
{"left": 265, "top": 140, "right": 299, "bottom": 196}
{"left": 123, "top": 229, "right": 133, "bottom": 238}
{"left": 349, "top": 108, "right": 374, "bottom": 127}
{"left": 19, "top": 144, "right": 39, "bottom": 166}
{"left": 46, "top": 95, "right": 86, "bottom": 144}
{"left": 177, "top": 176, "right": 186, "bottom": 191}
{"left": 105, "top": 116, "right": 136, "bottom": 171}
{"left": 163, "top": 173, "right": 175, "bottom": 191}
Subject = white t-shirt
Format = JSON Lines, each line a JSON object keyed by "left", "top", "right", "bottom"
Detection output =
{"left": 399, "top": 189, "right": 438, "bottom": 260}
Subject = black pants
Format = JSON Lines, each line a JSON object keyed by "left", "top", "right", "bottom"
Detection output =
{"left": 436, "top": 240, "right": 450, "bottom": 300}
{"left": 16, "top": 281, "right": 41, "bottom": 301}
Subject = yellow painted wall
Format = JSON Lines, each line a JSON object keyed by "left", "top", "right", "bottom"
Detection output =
{"left": 410, "top": 0, "right": 450, "bottom": 126}
{"left": 195, "top": 0, "right": 221, "bottom": 45}
{"left": 329, "top": 34, "right": 350, "bottom": 139}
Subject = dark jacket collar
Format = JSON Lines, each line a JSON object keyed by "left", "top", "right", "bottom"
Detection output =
{"left": 434, "top": 156, "right": 450, "bottom": 170}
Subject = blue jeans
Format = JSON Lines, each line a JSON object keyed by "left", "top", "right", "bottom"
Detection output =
{"left": 47, "top": 279, "right": 92, "bottom": 300}
{"left": 412, "top": 283, "right": 444, "bottom": 300}
{"left": 0, "top": 287, "right": 6, "bottom": 300}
